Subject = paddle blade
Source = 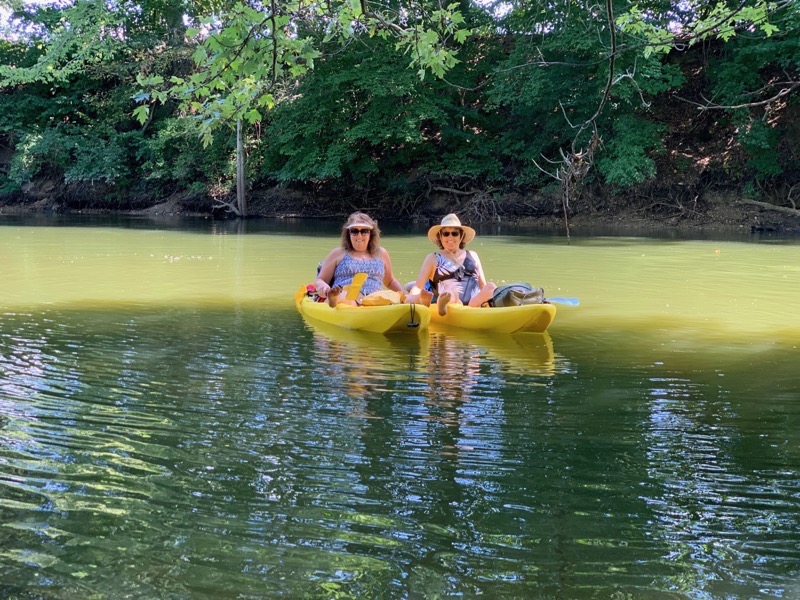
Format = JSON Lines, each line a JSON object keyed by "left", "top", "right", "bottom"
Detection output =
{"left": 345, "top": 272, "right": 368, "bottom": 301}
{"left": 547, "top": 296, "right": 580, "bottom": 306}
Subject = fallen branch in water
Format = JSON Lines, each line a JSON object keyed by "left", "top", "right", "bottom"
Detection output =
{"left": 736, "top": 199, "right": 800, "bottom": 217}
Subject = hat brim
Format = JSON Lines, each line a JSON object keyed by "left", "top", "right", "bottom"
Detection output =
{"left": 427, "top": 224, "right": 476, "bottom": 246}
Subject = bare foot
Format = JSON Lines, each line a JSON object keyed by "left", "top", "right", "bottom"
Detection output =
{"left": 437, "top": 292, "right": 451, "bottom": 316}
{"left": 405, "top": 290, "right": 433, "bottom": 306}
{"left": 328, "top": 287, "right": 342, "bottom": 307}
{"left": 419, "top": 289, "right": 433, "bottom": 306}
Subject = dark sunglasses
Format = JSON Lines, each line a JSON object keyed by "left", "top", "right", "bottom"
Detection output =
{"left": 349, "top": 228, "right": 372, "bottom": 236}
{"left": 440, "top": 230, "right": 462, "bottom": 237}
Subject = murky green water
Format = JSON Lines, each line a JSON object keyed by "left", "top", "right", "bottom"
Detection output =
{"left": 1, "top": 216, "right": 799, "bottom": 598}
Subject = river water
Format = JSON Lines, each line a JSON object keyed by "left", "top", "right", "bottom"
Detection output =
{"left": 1, "top": 216, "right": 799, "bottom": 598}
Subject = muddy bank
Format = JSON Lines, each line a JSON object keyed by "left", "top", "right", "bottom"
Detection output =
{"left": 2, "top": 184, "right": 799, "bottom": 237}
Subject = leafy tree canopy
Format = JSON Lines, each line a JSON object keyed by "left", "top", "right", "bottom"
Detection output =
{"left": 0, "top": 0, "right": 796, "bottom": 215}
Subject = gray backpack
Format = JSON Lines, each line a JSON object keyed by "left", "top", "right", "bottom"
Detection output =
{"left": 489, "top": 282, "right": 545, "bottom": 307}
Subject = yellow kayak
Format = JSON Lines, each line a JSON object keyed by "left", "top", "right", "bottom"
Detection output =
{"left": 294, "top": 286, "right": 430, "bottom": 334}
{"left": 430, "top": 302, "right": 556, "bottom": 334}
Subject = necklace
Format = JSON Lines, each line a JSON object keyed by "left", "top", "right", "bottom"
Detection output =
{"left": 443, "top": 249, "right": 463, "bottom": 264}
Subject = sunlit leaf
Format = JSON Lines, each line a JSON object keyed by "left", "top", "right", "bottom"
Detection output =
{"left": 132, "top": 105, "right": 149, "bottom": 125}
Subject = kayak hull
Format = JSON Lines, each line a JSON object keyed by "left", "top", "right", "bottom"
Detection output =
{"left": 430, "top": 302, "right": 556, "bottom": 334}
{"left": 295, "top": 286, "right": 430, "bottom": 334}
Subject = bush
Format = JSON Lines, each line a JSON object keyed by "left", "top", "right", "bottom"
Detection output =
{"left": 8, "top": 126, "right": 131, "bottom": 186}
{"left": 597, "top": 115, "right": 664, "bottom": 188}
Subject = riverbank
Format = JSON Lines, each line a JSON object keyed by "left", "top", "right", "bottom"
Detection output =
{"left": 2, "top": 186, "right": 799, "bottom": 236}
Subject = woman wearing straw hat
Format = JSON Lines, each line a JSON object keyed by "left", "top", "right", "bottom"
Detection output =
{"left": 406, "top": 214, "right": 497, "bottom": 316}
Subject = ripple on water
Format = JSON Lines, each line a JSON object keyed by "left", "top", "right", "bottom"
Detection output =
{"left": 1, "top": 286, "right": 800, "bottom": 597}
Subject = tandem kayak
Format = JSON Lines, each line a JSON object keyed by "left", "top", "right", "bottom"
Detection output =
{"left": 294, "top": 286, "right": 431, "bottom": 334}
{"left": 430, "top": 302, "right": 556, "bottom": 334}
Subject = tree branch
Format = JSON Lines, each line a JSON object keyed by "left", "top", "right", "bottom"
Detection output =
{"left": 676, "top": 80, "right": 800, "bottom": 111}
{"left": 737, "top": 199, "right": 800, "bottom": 216}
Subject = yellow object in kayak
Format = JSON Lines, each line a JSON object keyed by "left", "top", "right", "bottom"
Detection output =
{"left": 431, "top": 302, "right": 556, "bottom": 334}
{"left": 295, "top": 285, "right": 430, "bottom": 334}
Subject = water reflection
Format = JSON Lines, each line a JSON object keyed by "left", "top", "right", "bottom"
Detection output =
{"left": 641, "top": 368, "right": 800, "bottom": 596}
{"left": 432, "top": 328, "right": 557, "bottom": 377}
{"left": 299, "top": 320, "right": 569, "bottom": 592}
{"left": 304, "top": 320, "right": 428, "bottom": 402}
{"left": 2, "top": 221, "right": 800, "bottom": 597}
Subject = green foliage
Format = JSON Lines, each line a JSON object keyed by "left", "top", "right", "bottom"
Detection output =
{"left": 709, "top": 35, "right": 799, "bottom": 105}
{"left": 737, "top": 118, "right": 782, "bottom": 181}
{"left": 0, "top": 1, "right": 127, "bottom": 87}
{"left": 7, "top": 125, "right": 129, "bottom": 185}
{"left": 401, "top": 3, "right": 470, "bottom": 79}
{"left": 135, "top": 1, "right": 323, "bottom": 146}
{"left": 0, "top": 0, "right": 797, "bottom": 213}
{"left": 137, "top": 116, "right": 236, "bottom": 187}
{"left": 616, "top": 0, "right": 778, "bottom": 56}
{"left": 260, "top": 41, "right": 436, "bottom": 182}
{"left": 596, "top": 115, "right": 664, "bottom": 188}
{"left": 134, "top": 0, "right": 472, "bottom": 145}
{"left": 612, "top": 57, "right": 686, "bottom": 100}
{"left": 617, "top": 17, "right": 674, "bottom": 57}
{"left": 1, "top": 0, "right": 193, "bottom": 90}
{"left": 0, "top": 176, "right": 21, "bottom": 197}
{"left": 484, "top": 22, "right": 625, "bottom": 184}
{"left": 0, "top": 44, "right": 153, "bottom": 190}
{"left": 704, "top": 3, "right": 799, "bottom": 182}
{"left": 257, "top": 37, "right": 504, "bottom": 193}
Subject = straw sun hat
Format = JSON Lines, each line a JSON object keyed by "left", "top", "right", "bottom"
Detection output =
{"left": 427, "top": 214, "right": 476, "bottom": 245}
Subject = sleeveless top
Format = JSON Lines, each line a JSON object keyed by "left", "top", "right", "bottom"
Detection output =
{"left": 430, "top": 251, "right": 480, "bottom": 303}
{"left": 332, "top": 252, "right": 385, "bottom": 296}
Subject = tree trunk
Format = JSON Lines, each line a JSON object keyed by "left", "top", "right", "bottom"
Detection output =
{"left": 236, "top": 120, "right": 247, "bottom": 217}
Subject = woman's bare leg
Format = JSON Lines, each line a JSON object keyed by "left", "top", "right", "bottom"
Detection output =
{"left": 468, "top": 282, "right": 498, "bottom": 308}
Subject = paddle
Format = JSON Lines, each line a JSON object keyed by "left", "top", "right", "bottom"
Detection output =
{"left": 345, "top": 272, "right": 368, "bottom": 302}
{"left": 546, "top": 296, "right": 580, "bottom": 306}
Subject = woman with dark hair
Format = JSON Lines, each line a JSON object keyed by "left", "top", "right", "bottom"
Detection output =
{"left": 406, "top": 213, "right": 497, "bottom": 316}
{"left": 314, "top": 212, "right": 408, "bottom": 307}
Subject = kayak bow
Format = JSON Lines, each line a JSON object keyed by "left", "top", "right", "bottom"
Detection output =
{"left": 295, "top": 286, "right": 431, "bottom": 334}
{"left": 431, "top": 302, "right": 556, "bottom": 334}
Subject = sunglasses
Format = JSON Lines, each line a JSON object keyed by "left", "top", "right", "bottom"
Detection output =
{"left": 440, "top": 230, "right": 462, "bottom": 237}
{"left": 348, "top": 228, "right": 372, "bottom": 236}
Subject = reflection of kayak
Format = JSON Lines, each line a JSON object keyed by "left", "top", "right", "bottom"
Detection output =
{"left": 294, "top": 286, "right": 430, "bottom": 334}
{"left": 302, "top": 314, "right": 430, "bottom": 400}
{"left": 431, "top": 329, "right": 556, "bottom": 376}
{"left": 302, "top": 315, "right": 429, "bottom": 352}
{"left": 430, "top": 302, "right": 556, "bottom": 334}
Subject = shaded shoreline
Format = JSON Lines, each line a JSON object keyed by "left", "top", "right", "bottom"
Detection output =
{"left": 2, "top": 189, "right": 799, "bottom": 238}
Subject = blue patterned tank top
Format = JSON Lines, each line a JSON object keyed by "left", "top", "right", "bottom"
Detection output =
{"left": 333, "top": 253, "right": 385, "bottom": 296}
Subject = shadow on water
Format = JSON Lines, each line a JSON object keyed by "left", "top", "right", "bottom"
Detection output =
{"left": 8, "top": 212, "right": 798, "bottom": 242}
